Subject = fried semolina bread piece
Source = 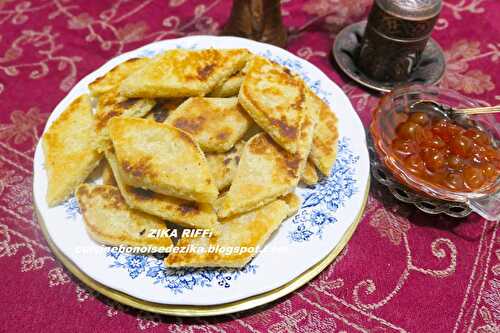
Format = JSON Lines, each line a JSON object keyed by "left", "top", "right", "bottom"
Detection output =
{"left": 309, "top": 98, "right": 339, "bottom": 176}
{"left": 301, "top": 161, "right": 319, "bottom": 186}
{"left": 119, "top": 48, "right": 251, "bottom": 98}
{"left": 209, "top": 71, "right": 244, "bottom": 97}
{"left": 89, "top": 58, "right": 156, "bottom": 151}
{"left": 215, "top": 133, "right": 300, "bottom": 218}
{"left": 76, "top": 184, "right": 173, "bottom": 248}
{"left": 206, "top": 141, "right": 244, "bottom": 191}
{"left": 108, "top": 117, "right": 218, "bottom": 203}
{"left": 105, "top": 149, "right": 216, "bottom": 229}
{"left": 165, "top": 199, "right": 290, "bottom": 268}
{"left": 42, "top": 94, "right": 102, "bottom": 207}
{"left": 281, "top": 192, "right": 302, "bottom": 218}
{"left": 89, "top": 58, "right": 151, "bottom": 96}
{"left": 239, "top": 56, "right": 306, "bottom": 154}
{"left": 145, "top": 98, "right": 186, "bottom": 123}
{"left": 295, "top": 87, "right": 320, "bottom": 176}
{"left": 281, "top": 87, "right": 320, "bottom": 188}
{"left": 166, "top": 97, "right": 252, "bottom": 153}
{"left": 94, "top": 92, "right": 156, "bottom": 151}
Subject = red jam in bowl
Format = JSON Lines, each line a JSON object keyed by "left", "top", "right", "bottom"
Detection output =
{"left": 390, "top": 111, "right": 500, "bottom": 192}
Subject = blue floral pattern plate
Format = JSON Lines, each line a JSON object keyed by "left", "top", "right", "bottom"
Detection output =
{"left": 33, "top": 36, "right": 370, "bottom": 306}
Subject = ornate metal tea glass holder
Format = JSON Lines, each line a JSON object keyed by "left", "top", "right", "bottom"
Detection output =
{"left": 333, "top": 0, "right": 446, "bottom": 92}
{"left": 333, "top": 21, "right": 445, "bottom": 93}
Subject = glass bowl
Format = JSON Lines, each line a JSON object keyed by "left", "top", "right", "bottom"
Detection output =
{"left": 370, "top": 84, "right": 500, "bottom": 221}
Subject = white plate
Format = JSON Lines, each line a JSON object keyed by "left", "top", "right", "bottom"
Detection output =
{"left": 33, "top": 36, "right": 369, "bottom": 306}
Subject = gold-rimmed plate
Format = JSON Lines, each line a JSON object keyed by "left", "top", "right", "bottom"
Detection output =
{"left": 33, "top": 36, "right": 370, "bottom": 314}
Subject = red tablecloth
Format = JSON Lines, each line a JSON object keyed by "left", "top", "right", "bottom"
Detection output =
{"left": 1, "top": 1, "right": 499, "bottom": 332}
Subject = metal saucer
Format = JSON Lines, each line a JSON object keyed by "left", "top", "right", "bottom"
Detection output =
{"left": 367, "top": 136, "right": 471, "bottom": 218}
{"left": 333, "top": 21, "right": 446, "bottom": 93}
